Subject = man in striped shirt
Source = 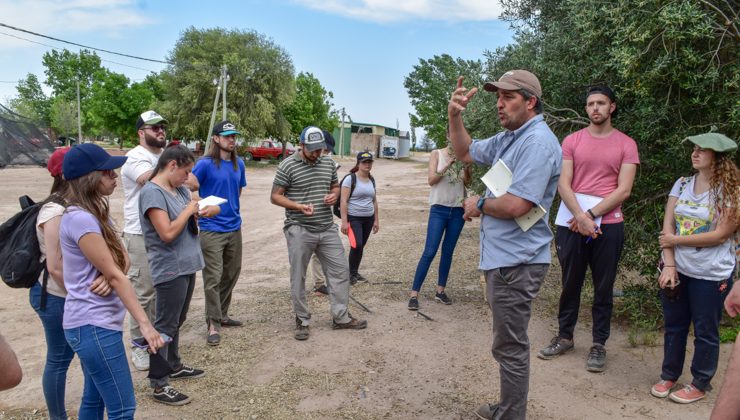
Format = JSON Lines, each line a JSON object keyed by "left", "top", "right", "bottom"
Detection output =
{"left": 271, "top": 126, "right": 368, "bottom": 341}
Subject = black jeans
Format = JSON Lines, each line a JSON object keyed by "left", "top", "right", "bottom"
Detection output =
{"left": 149, "top": 273, "right": 196, "bottom": 388}
{"left": 555, "top": 223, "right": 624, "bottom": 345}
{"left": 348, "top": 214, "right": 375, "bottom": 276}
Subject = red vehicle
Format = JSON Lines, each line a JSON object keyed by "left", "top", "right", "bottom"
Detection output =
{"left": 244, "top": 140, "right": 295, "bottom": 161}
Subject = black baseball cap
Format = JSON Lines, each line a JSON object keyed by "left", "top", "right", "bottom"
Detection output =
{"left": 213, "top": 120, "right": 240, "bottom": 136}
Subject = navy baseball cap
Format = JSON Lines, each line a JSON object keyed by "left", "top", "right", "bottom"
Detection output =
{"left": 213, "top": 120, "right": 240, "bottom": 136}
{"left": 356, "top": 151, "right": 373, "bottom": 162}
{"left": 62, "top": 143, "right": 127, "bottom": 180}
{"left": 323, "top": 130, "right": 336, "bottom": 154}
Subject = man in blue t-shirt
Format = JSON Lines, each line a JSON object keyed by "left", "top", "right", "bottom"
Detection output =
{"left": 192, "top": 120, "right": 247, "bottom": 346}
{"left": 448, "top": 71, "right": 561, "bottom": 420}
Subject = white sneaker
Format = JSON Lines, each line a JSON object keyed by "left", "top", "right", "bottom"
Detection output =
{"left": 131, "top": 346, "right": 150, "bottom": 371}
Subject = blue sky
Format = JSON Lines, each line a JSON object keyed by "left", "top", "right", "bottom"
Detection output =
{"left": 0, "top": 0, "right": 513, "bottom": 136}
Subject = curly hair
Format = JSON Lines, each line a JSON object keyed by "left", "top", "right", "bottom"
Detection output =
{"left": 709, "top": 153, "right": 740, "bottom": 225}
{"left": 65, "top": 171, "right": 127, "bottom": 270}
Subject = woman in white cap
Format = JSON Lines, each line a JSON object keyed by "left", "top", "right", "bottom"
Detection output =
{"left": 60, "top": 144, "right": 164, "bottom": 419}
{"left": 652, "top": 133, "right": 739, "bottom": 404}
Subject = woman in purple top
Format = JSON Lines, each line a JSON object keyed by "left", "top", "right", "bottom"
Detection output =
{"left": 59, "top": 144, "right": 164, "bottom": 420}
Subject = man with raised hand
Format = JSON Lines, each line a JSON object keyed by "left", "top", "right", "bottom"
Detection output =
{"left": 271, "top": 126, "right": 367, "bottom": 341}
{"left": 538, "top": 85, "right": 638, "bottom": 373}
{"left": 448, "top": 71, "right": 561, "bottom": 420}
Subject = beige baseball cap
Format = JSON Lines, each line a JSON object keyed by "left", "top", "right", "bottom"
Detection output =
{"left": 484, "top": 70, "right": 542, "bottom": 98}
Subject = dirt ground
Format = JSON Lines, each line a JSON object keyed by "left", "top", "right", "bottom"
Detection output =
{"left": 0, "top": 153, "right": 731, "bottom": 419}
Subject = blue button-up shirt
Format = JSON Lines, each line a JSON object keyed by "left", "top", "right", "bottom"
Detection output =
{"left": 469, "top": 114, "right": 562, "bottom": 270}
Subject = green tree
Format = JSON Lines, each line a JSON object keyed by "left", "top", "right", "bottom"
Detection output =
{"left": 283, "top": 72, "right": 339, "bottom": 137}
{"left": 9, "top": 74, "right": 51, "bottom": 125}
{"left": 50, "top": 97, "right": 78, "bottom": 138}
{"left": 160, "top": 27, "right": 295, "bottom": 141}
{"left": 87, "top": 70, "right": 156, "bottom": 146}
{"left": 404, "top": 54, "right": 484, "bottom": 148}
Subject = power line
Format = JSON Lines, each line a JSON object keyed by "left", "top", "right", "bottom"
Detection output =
{"left": 0, "top": 22, "right": 172, "bottom": 65}
{"left": 0, "top": 31, "right": 160, "bottom": 73}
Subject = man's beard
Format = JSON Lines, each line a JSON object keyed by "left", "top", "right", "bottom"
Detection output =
{"left": 144, "top": 132, "right": 166, "bottom": 148}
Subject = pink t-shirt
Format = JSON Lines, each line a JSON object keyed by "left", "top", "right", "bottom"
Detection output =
{"left": 562, "top": 128, "right": 639, "bottom": 224}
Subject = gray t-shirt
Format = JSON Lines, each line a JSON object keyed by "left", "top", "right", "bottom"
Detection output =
{"left": 341, "top": 174, "right": 376, "bottom": 217}
{"left": 139, "top": 182, "right": 205, "bottom": 284}
{"left": 469, "top": 114, "right": 562, "bottom": 270}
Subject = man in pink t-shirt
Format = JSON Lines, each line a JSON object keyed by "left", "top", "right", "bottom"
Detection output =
{"left": 538, "top": 85, "right": 639, "bottom": 373}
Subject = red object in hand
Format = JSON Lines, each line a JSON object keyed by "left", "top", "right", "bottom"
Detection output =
{"left": 348, "top": 225, "right": 357, "bottom": 249}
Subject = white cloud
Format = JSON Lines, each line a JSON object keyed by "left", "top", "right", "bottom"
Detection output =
{"left": 292, "top": 0, "right": 502, "bottom": 23}
{"left": 0, "top": 0, "right": 152, "bottom": 49}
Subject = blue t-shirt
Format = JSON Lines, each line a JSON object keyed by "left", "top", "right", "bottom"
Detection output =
{"left": 192, "top": 157, "right": 247, "bottom": 233}
{"left": 469, "top": 114, "right": 562, "bottom": 270}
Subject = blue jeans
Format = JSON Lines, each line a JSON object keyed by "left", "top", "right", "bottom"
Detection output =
{"left": 411, "top": 205, "right": 465, "bottom": 292}
{"left": 64, "top": 325, "right": 136, "bottom": 420}
{"left": 660, "top": 273, "right": 732, "bottom": 391}
{"left": 30, "top": 282, "right": 75, "bottom": 420}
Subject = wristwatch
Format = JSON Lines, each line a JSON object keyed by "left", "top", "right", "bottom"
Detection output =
{"left": 477, "top": 196, "right": 487, "bottom": 212}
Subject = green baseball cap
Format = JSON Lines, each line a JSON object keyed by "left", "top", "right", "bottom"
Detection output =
{"left": 684, "top": 132, "right": 737, "bottom": 153}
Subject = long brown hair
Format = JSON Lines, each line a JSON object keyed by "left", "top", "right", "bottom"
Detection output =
{"left": 65, "top": 171, "right": 127, "bottom": 270}
{"left": 208, "top": 136, "right": 238, "bottom": 170}
{"left": 710, "top": 153, "right": 740, "bottom": 225}
{"left": 47, "top": 176, "right": 69, "bottom": 205}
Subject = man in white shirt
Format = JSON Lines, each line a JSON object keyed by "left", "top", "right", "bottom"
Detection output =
{"left": 121, "top": 110, "right": 198, "bottom": 370}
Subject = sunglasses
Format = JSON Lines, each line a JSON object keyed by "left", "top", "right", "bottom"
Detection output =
{"left": 144, "top": 125, "right": 167, "bottom": 132}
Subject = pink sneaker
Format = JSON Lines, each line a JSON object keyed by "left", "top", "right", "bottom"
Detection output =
{"left": 650, "top": 379, "right": 676, "bottom": 398}
{"left": 669, "top": 384, "right": 705, "bottom": 404}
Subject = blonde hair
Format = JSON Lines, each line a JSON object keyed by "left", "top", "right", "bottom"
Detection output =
{"left": 709, "top": 153, "right": 740, "bottom": 225}
{"left": 65, "top": 171, "right": 126, "bottom": 270}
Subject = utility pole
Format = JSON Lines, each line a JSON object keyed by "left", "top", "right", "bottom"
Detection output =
{"left": 75, "top": 79, "right": 82, "bottom": 146}
{"left": 338, "top": 107, "right": 345, "bottom": 158}
{"left": 205, "top": 74, "right": 223, "bottom": 154}
{"left": 221, "top": 65, "right": 229, "bottom": 120}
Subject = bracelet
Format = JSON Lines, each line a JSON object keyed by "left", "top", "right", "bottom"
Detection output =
{"left": 587, "top": 209, "right": 597, "bottom": 219}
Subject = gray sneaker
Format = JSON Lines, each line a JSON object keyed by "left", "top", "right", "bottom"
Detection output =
{"left": 474, "top": 403, "right": 499, "bottom": 419}
{"left": 586, "top": 344, "right": 607, "bottom": 372}
{"left": 537, "top": 336, "right": 574, "bottom": 360}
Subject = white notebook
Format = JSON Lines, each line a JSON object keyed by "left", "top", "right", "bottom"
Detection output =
{"left": 198, "top": 195, "right": 227, "bottom": 207}
{"left": 554, "top": 193, "right": 603, "bottom": 227}
{"left": 480, "top": 159, "right": 547, "bottom": 232}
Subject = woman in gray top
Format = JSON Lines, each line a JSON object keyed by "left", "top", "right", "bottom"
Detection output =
{"left": 139, "top": 145, "right": 217, "bottom": 406}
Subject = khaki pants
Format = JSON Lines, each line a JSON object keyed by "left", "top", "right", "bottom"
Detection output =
{"left": 123, "top": 233, "right": 156, "bottom": 341}
{"left": 284, "top": 224, "right": 350, "bottom": 326}
{"left": 200, "top": 230, "right": 242, "bottom": 331}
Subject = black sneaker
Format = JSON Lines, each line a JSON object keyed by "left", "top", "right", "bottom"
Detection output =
{"left": 408, "top": 297, "right": 419, "bottom": 311}
{"left": 350, "top": 274, "right": 358, "bottom": 285}
{"left": 434, "top": 292, "right": 452, "bottom": 305}
{"left": 586, "top": 344, "right": 607, "bottom": 372}
{"left": 295, "top": 318, "right": 310, "bottom": 340}
{"left": 312, "top": 285, "right": 328, "bottom": 296}
{"left": 153, "top": 385, "right": 191, "bottom": 406}
{"left": 354, "top": 273, "right": 368, "bottom": 283}
{"left": 169, "top": 365, "right": 205, "bottom": 380}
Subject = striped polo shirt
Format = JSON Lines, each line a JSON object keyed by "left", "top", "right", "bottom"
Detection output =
{"left": 273, "top": 152, "right": 338, "bottom": 232}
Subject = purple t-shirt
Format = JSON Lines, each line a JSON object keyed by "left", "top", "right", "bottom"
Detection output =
{"left": 60, "top": 206, "right": 126, "bottom": 331}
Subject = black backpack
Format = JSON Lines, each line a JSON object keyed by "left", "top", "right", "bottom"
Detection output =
{"left": 0, "top": 195, "right": 50, "bottom": 308}
{"left": 333, "top": 173, "right": 376, "bottom": 218}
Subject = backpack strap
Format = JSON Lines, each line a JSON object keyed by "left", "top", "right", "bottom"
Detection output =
{"left": 348, "top": 173, "right": 358, "bottom": 199}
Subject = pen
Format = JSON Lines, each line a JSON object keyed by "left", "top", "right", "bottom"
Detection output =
{"left": 585, "top": 227, "right": 599, "bottom": 243}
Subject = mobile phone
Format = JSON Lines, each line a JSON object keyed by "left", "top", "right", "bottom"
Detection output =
{"left": 131, "top": 333, "right": 172, "bottom": 349}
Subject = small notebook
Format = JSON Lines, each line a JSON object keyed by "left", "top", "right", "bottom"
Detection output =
{"left": 554, "top": 193, "right": 603, "bottom": 227}
{"left": 480, "top": 159, "right": 547, "bottom": 232}
{"left": 198, "top": 195, "right": 227, "bottom": 207}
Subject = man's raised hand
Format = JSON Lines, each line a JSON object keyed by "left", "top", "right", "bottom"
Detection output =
{"left": 448, "top": 76, "right": 479, "bottom": 117}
